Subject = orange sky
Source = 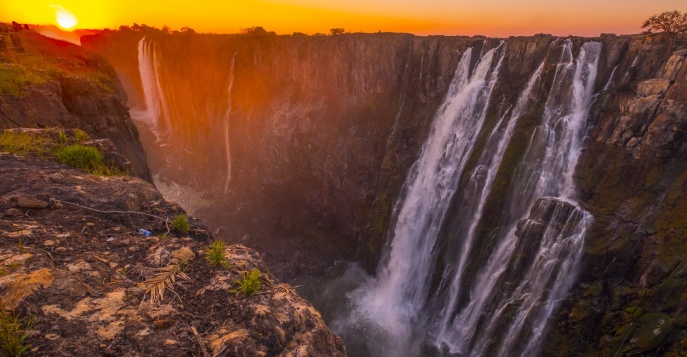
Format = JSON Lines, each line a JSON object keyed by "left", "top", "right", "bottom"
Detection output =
{"left": 1, "top": 0, "right": 685, "bottom": 36}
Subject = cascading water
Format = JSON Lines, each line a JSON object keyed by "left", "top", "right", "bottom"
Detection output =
{"left": 332, "top": 42, "right": 506, "bottom": 356}
{"left": 132, "top": 37, "right": 172, "bottom": 136}
{"left": 130, "top": 37, "right": 237, "bottom": 214}
{"left": 432, "top": 60, "right": 546, "bottom": 342}
{"left": 223, "top": 52, "right": 237, "bottom": 194}
{"left": 434, "top": 40, "right": 601, "bottom": 356}
{"left": 329, "top": 39, "right": 602, "bottom": 357}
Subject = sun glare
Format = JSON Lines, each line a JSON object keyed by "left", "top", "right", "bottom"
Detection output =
{"left": 51, "top": 5, "right": 78, "bottom": 30}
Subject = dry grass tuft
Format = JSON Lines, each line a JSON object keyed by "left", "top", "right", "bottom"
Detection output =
{"left": 135, "top": 264, "right": 189, "bottom": 304}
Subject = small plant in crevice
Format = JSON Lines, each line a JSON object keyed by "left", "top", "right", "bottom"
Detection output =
{"left": 204, "top": 241, "right": 229, "bottom": 268}
{"left": 170, "top": 214, "right": 190, "bottom": 234}
{"left": 230, "top": 268, "right": 262, "bottom": 296}
{"left": 178, "top": 259, "right": 191, "bottom": 273}
{"left": 72, "top": 129, "right": 90, "bottom": 143}
{"left": 0, "top": 308, "right": 36, "bottom": 357}
{"left": 56, "top": 131, "right": 68, "bottom": 145}
{"left": 134, "top": 264, "right": 189, "bottom": 304}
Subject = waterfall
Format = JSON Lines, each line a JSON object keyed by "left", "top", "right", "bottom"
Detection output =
{"left": 133, "top": 37, "right": 172, "bottom": 136}
{"left": 334, "top": 42, "right": 507, "bottom": 357}
{"left": 433, "top": 40, "right": 601, "bottom": 356}
{"left": 430, "top": 59, "right": 546, "bottom": 350}
{"left": 223, "top": 52, "right": 237, "bottom": 195}
{"left": 333, "top": 39, "right": 600, "bottom": 357}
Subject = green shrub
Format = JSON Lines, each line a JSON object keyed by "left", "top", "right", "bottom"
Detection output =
{"left": 205, "top": 240, "right": 229, "bottom": 268}
{"left": 170, "top": 214, "right": 190, "bottom": 234}
{"left": 0, "top": 309, "right": 35, "bottom": 356}
{"left": 232, "top": 268, "right": 262, "bottom": 296}
{"left": 55, "top": 144, "right": 109, "bottom": 174}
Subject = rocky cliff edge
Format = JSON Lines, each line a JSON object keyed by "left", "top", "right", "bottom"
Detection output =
{"left": 0, "top": 150, "right": 345, "bottom": 356}
{"left": 0, "top": 30, "right": 151, "bottom": 182}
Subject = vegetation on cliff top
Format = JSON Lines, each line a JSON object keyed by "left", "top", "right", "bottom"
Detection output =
{"left": 0, "top": 31, "right": 117, "bottom": 95}
{"left": 642, "top": 10, "right": 687, "bottom": 35}
{"left": 0, "top": 129, "right": 124, "bottom": 175}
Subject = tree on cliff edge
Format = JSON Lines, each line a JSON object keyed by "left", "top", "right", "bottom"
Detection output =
{"left": 642, "top": 10, "right": 687, "bottom": 35}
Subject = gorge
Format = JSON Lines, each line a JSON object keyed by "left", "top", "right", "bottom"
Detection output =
{"left": 81, "top": 32, "right": 687, "bottom": 356}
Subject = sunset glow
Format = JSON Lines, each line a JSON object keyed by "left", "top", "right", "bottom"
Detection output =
{"left": 51, "top": 5, "right": 78, "bottom": 29}
{"left": 1, "top": 0, "right": 686, "bottom": 36}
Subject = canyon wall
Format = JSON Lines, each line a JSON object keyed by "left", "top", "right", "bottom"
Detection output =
{"left": 83, "top": 32, "right": 687, "bottom": 354}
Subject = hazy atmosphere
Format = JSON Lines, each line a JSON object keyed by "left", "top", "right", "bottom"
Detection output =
{"left": 1, "top": 1, "right": 687, "bottom": 356}
{"left": 1, "top": 0, "right": 685, "bottom": 35}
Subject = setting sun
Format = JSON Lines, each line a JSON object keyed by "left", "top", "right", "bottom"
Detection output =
{"left": 51, "top": 4, "right": 77, "bottom": 29}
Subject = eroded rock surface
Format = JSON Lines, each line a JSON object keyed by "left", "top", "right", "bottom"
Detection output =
{"left": 0, "top": 152, "right": 345, "bottom": 356}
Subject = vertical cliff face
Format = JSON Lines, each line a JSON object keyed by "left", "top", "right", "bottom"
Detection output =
{"left": 83, "top": 33, "right": 488, "bottom": 276}
{"left": 544, "top": 35, "right": 687, "bottom": 356}
{"left": 83, "top": 31, "right": 687, "bottom": 354}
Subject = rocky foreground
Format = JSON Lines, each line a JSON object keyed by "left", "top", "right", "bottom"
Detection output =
{"left": 0, "top": 151, "right": 345, "bottom": 356}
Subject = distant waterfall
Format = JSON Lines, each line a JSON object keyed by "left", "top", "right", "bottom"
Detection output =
{"left": 134, "top": 37, "right": 172, "bottom": 136}
{"left": 433, "top": 60, "right": 546, "bottom": 336}
{"left": 130, "top": 37, "right": 238, "bottom": 213}
{"left": 224, "top": 52, "right": 237, "bottom": 194}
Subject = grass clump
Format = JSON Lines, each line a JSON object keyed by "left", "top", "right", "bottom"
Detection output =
{"left": 0, "top": 309, "right": 35, "bottom": 356}
{"left": 56, "top": 131, "right": 68, "bottom": 145}
{"left": 205, "top": 241, "right": 229, "bottom": 268}
{"left": 72, "top": 129, "right": 90, "bottom": 143}
{"left": 0, "top": 131, "right": 51, "bottom": 156}
{"left": 0, "top": 65, "right": 46, "bottom": 96}
{"left": 231, "top": 268, "right": 262, "bottom": 296}
{"left": 170, "top": 214, "right": 190, "bottom": 234}
{"left": 1, "top": 130, "right": 124, "bottom": 176}
{"left": 55, "top": 144, "right": 110, "bottom": 174}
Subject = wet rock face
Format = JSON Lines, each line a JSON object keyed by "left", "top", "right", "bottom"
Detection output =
{"left": 545, "top": 35, "right": 687, "bottom": 356}
{"left": 0, "top": 152, "right": 345, "bottom": 356}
